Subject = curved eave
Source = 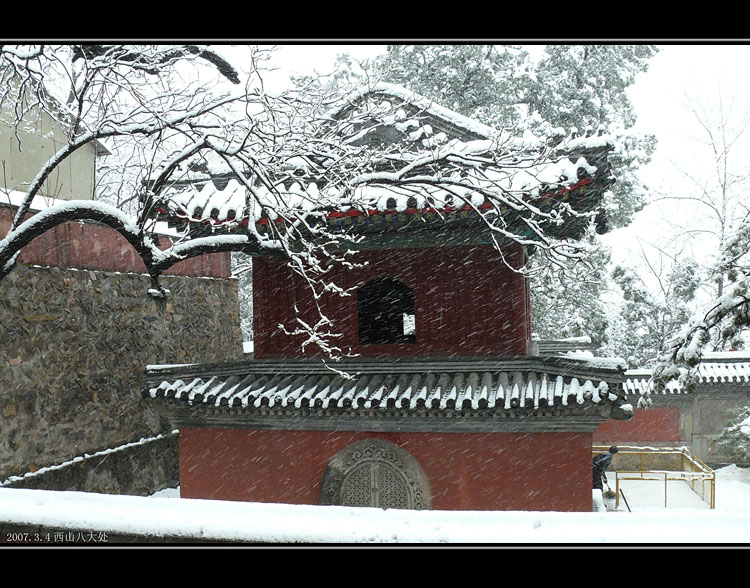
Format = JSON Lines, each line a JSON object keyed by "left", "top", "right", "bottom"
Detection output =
{"left": 144, "top": 356, "right": 631, "bottom": 433}
{"left": 153, "top": 175, "right": 612, "bottom": 243}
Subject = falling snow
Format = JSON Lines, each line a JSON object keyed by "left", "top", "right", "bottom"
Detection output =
{"left": 4, "top": 44, "right": 750, "bottom": 546}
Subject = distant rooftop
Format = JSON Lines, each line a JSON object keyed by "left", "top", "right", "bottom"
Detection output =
{"left": 624, "top": 351, "right": 750, "bottom": 396}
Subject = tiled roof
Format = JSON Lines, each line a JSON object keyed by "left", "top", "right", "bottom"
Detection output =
{"left": 150, "top": 84, "right": 614, "bottom": 240}
{"left": 623, "top": 352, "right": 750, "bottom": 396}
{"left": 533, "top": 337, "right": 593, "bottom": 355}
{"left": 144, "top": 356, "right": 632, "bottom": 432}
{"left": 328, "top": 82, "right": 501, "bottom": 141}
{"left": 623, "top": 373, "right": 684, "bottom": 396}
{"left": 156, "top": 176, "right": 605, "bottom": 231}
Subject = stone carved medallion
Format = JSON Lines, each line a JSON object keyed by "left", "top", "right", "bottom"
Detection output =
{"left": 319, "top": 438, "right": 432, "bottom": 510}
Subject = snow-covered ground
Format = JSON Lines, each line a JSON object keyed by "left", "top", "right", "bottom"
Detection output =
{"left": 2, "top": 464, "right": 750, "bottom": 544}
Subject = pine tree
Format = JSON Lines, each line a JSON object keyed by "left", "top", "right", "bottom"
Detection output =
{"left": 529, "top": 227, "right": 612, "bottom": 349}
{"left": 718, "top": 406, "right": 750, "bottom": 464}
{"left": 604, "top": 256, "right": 701, "bottom": 368}
{"left": 371, "top": 45, "right": 534, "bottom": 130}
{"left": 527, "top": 45, "right": 659, "bottom": 229}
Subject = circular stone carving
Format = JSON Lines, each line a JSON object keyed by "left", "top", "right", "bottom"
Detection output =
{"left": 319, "top": 438, "right": 432, "bottom": 510}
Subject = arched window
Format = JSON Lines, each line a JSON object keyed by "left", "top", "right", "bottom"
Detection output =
{"left": 319, "top": 439, "right": 432, "bottom": 510}
{"left": 358, "top": 277, "right": 416, "bottom": 344}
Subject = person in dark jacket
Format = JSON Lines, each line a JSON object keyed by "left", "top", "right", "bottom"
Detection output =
{"left": 592, "top": 446, "right": 618, "bottom": 511}
{"left": 593, "top": 446, "right": 618, "bottom": 490}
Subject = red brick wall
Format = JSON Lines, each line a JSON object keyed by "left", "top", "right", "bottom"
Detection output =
{"left": 179, "top": 428, "right": 593, "bottom": 512}
{"left": 1, "top": 204, "right": 231, "bottom": 278}
{"left": 594, "top": 406, "right": 680, "bottom": 443}
{"left": 253, "top": 243, "right": 530, "bottom": 358}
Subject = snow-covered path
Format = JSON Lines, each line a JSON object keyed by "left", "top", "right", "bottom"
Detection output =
{"left": 608, "top": 476, "right": 709, "bottom": 512}
{"left": 607, "top": 464, "right": 750, "bottom": 513}
{"left": 1, "top": 465, "right": 749, "bottom": 544}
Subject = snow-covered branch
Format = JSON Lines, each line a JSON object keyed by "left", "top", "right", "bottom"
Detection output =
{"left": 652, "top": 276, "right": 750, "bottom": 394}
{"left": 0, "top": 47, "right": 617, "bottom": 358}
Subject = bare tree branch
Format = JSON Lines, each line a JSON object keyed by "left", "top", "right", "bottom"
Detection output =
{"left": 0, "top": 46, "right": 616, "bottom": 357}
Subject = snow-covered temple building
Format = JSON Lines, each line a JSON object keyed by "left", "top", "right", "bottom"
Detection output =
{"left": 144, "top": 84, "right": 633, "bottom": 512}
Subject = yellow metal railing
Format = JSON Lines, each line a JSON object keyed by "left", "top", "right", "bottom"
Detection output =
{"left": 593, "top": 445, "right": 715, "bottom": 509}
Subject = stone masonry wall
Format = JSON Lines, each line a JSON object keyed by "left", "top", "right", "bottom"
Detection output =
{"left": 2, "top": 433, "right": 179, "bottom": 496}
{"left": 0, "top": 263, "right": 243, "bottom": 482}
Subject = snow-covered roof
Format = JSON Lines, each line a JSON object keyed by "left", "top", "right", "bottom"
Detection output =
{"left": 152, "top": 83, "right": 614, "bottom": 240}
{"left": 624, "top": 351, "right": 750, "bottom": 396}
{"left": 158, "top": 173, "right": 605, "bottom": 230}
{"left": 533, "top": 336, "right": 593, "bottom": 355}
{"left": 329, "top": 82, "right": 501, "bottom": 140}
{"left": 0, "top": 189, "right": 61, "bottom": 212}
{"left": 145, "top": 356, "right": 632, "bottom": 431}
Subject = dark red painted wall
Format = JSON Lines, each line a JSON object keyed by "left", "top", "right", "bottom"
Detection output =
{"left": 179, "top": 428, "right": 593, "bottom": 512}
{"left": 1, "top": 204, "right": 231, "bottom": 278}
{"left": 594, "top": 406, "right": 680, "bottom": 443}
{"left": 252, "top": 243, "right": 530, "bottom": 358}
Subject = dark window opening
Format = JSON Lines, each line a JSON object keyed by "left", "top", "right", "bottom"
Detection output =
{"left": 358, "top": 277, "right": 416, "bottom": 344}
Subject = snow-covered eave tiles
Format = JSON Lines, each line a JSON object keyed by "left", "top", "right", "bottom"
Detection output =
{"left": 153, "top": 82, "right": 614, "bottom": 233}
{"left": 329, "top": 83, "right": 616, "bottom": 156}
{"left": 624, "top": 353, "right": 750, "bottom": 396}
{"left": 143, "top": 356, "right": 631, "bottom": 422}
{"left": 154, "top": 176, "right": 601, "bottom": 233}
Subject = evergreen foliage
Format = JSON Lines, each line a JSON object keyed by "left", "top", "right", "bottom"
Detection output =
{"left": 652, "top": 86, "right": 750, "bottom": 394}
{"left": 603, "top": 257, "right": 701, "bottom": 367}
{"left": 529, "top": 227, "right": 611, "bottom": 349}
{"left": 718, "top": 406, "right": 750, "bottom": 464}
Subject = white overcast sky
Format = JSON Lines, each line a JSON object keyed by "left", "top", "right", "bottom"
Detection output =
{"left": 614, "top": 45, "right": 750, "bottom": 266}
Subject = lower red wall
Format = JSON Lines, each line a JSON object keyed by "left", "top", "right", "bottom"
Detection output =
{"left": 594, "top": 406, "right": 680, "bottom": 443}
{"left": 179, "top": 428, "right": 593, "bottom": 512}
